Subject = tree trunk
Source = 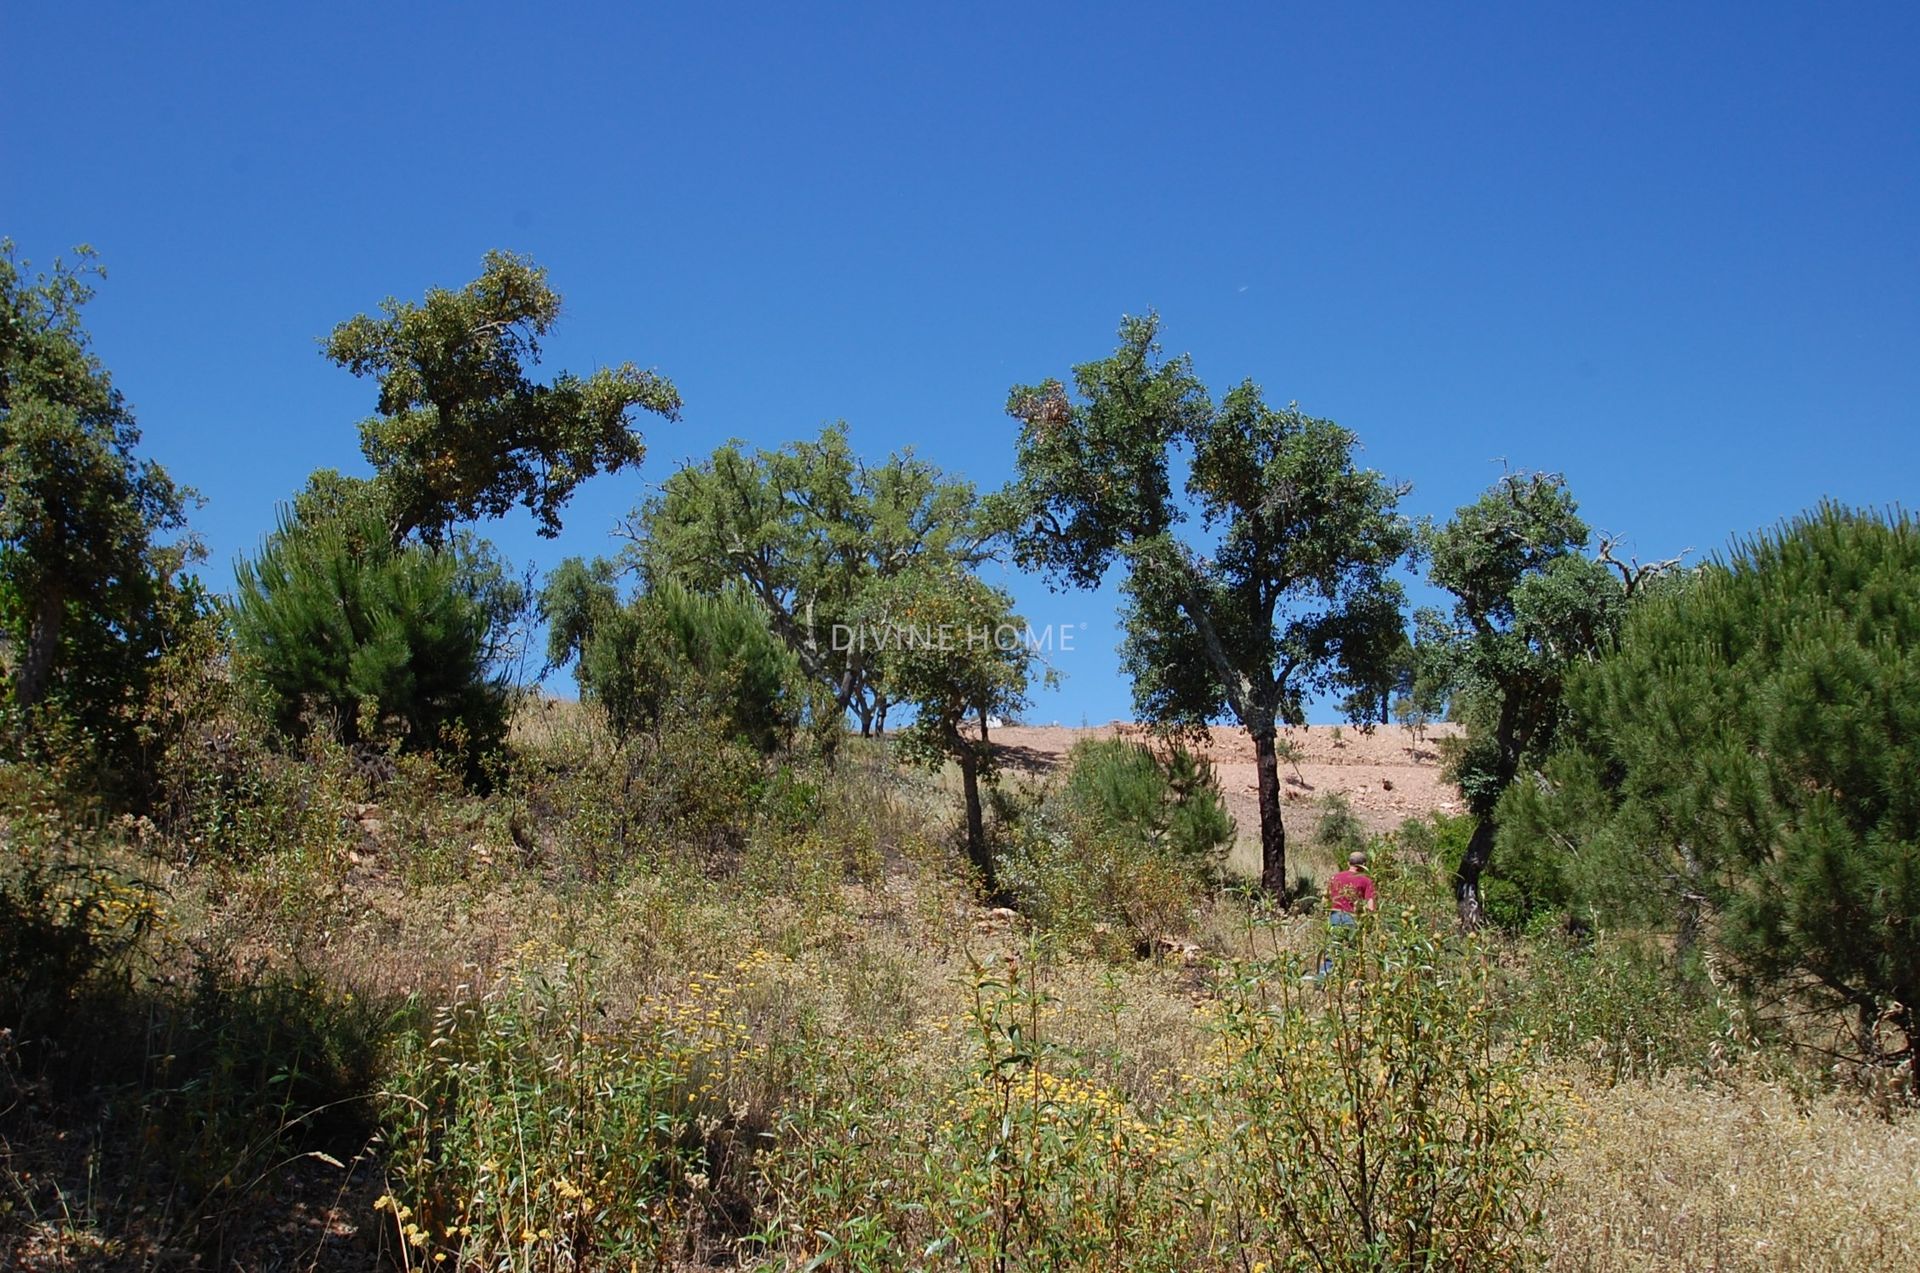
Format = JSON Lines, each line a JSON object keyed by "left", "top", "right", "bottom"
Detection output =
{"left": 959, "top": 752, "right": 991, "bottom": 893}
{"left": 977, "top": 703, "right": 990, "bottom": 745}
{"left": 15, "top": 587, "right": 65, "bottom": 709}
{"left": 1898, "top": 997, "right": 1918, "bottom": 1102}
{"left": 1454, "top": 817, "right": 1495, "bottom": 929}
{"left": 1252, "top": 726, "right": 1289, "bottom": 899}
{"left": 874, "top": 696, "right": 889, "bottom": 736}
{"left": 854, "top": 699, "right": 875, "bottom": 738}
{"left": 1673, "top": 845, "right": 1707, "bottom": 966}
{"left": 1455, "top": 697, "right": 1520, "bottom": 929}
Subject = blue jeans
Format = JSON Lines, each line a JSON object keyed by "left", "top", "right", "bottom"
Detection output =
{"left": 1320, "top": 910, "right": 1357, "bottom": 976}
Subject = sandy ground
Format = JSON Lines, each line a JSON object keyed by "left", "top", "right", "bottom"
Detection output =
{"left": 988, "top": 721, "right": 1463, "bottom": 878}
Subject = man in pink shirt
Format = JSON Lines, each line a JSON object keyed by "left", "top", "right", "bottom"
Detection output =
{"left": 1319, "top": 851, "right": 1377, "bottom": 976}
{"left": 1328, "top": 851, "right": 1378, "bottom": 919}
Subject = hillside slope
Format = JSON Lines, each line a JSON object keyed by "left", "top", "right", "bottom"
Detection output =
{"left": 989, "top": 722, "right": 1463, "bottom": 877}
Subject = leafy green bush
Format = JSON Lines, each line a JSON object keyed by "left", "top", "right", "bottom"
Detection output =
{"left": 1312, "top": 792, "right": 1369, "bottom": 858}
{"left": 997, "top": 738, "right": 1234, "bottom": 947}
{"left": 231, "top": 504, "right": 514, "bottom": 776}
{"left": 543, "top": 562, "right": 802, "bottom": 753}
{"left": 1390, "top": 807, "right": 1567, "bottom": 933}
{"left": 1510, "top": 932, "right": 1762, "bottom": 1085}
{"left": 1205, "top": 916, "right": 1556, "bottom": 1269}
{"left": 1062, "top": 737, "right": 1236, "bottom": 871}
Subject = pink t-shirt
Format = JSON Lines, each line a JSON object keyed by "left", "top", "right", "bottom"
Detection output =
{"left": 1328, "top": 869, "right": 1376, "bottom": 914}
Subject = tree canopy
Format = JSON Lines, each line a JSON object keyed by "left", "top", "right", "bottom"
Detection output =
{"left": 640, "top": 424, "right": 997, "bottom": 735}
{"left": 1504, "top": 503, "right": 1919, "bottom": 1083}
{"left": 1416, "top": 471, "right": 1626, "bottom": 927}
{"left": 541, "top": 560, "right": 802, "bottom": 753}
{"left": 0, "top": 241, "right": 199, "bottom": 777}
{"left": 860, "top": 560, "right": 1038, "bottom": 890}
{"left": 324, "top": 250, "right": 680, "bottom": 543}
{"left": 1006, "top": 314, "right": 1411, "bottom": 896}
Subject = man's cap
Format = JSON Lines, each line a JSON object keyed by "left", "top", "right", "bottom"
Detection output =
{"left": 1348, "top": 851, "right": 1368, "bottom": 867}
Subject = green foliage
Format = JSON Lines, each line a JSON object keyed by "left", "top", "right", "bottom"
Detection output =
{"left": 324, "top": 250, "right": 680, "bottom": 542}
{"left": 1312, "top": 792, "right": 1369, "bottom": 859}
{"left": 1510, "top": 933, "right": 1761, "bottom": 1086}
{"left": 1475, "top": 831, "right": 1569, "bottom": 933}
{"left": 1062, "top": 738, "right": 1235, "bottom": 872}
{"left": 1007, "top": 313, "right": 1411, "bottom": 894}
{"left": 231, "top": 503, "right": 513, "bottom": 772}
{"left": 541, "top": 559, "right": 802, "bottom": 752}
{"left": 1207, "top": 918, "right": 1554, "bottom": 1269}
{"left": 861, "top": 561, "right": 1037, "bottom": 887}
{"left": 641, "top": 423, "right": 997, "bottom": 734}
{"left": 1391, "top": 809, "right": 1476, "bottom": 867}
{"left": 1417, "top": 471, "right": 1626, "bottom": 924}
{"left": 0, "top": 241, "right": 201, "bottom": 789}
{"left": 1505, "top": 502, "right": 1920, "bottom": 1074}
{"left": 998, "top": 738, "right": 1234, "bottom": 945}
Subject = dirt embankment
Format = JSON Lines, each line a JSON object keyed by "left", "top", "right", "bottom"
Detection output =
{"left": 988, "top": 722, "right": 1463, "bottom": 876}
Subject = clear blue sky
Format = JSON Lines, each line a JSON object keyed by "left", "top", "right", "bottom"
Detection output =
{"left": 6, "top": 1, "right": 1916, "bottom": 724}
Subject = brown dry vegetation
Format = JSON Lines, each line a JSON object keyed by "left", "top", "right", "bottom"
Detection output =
{"left": 2, "top": 700, "right": 1914, "bottom": 1270}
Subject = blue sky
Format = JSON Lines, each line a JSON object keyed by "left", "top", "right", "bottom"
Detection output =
{"left": 6, "top": 1, "right": 1916, "bottom": 724}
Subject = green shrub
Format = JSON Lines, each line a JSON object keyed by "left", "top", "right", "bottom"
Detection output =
{"left": 1205, "top": 916, "right": 1556, "bottom": 1269}
{"left": 231, "top": 505, "right": 513, "bottom": 777}
{"left": 1504, "top": 503, "right": 1920, "bottom": 1077}
{"left": 1391, "top": 808, "right": 1568, "bottom": 932}
{"left": 1060, "top": 738, "right": 1235, "bottom": 872}
{"left": 916, "top": 952, "right": 1191, "bottom": 1269}
{"left": 152, "top": 701, "right": 363, "bottom": 873}
{"left": 543, "top": 562, "right": 803, "bottom": 753}
{"left": 1390, "top": 810, "right": 1472, "bottom": 870}
{"left": 1312, "top": 792, "right": 1369, "bottom": 858}
{"left": 996, "top": 738, "right": 1234, "bottom": 949}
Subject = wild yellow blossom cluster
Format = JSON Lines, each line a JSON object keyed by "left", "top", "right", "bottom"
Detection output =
{"left": 947, "top": 1063, "right": 1185, "bottom": 1163}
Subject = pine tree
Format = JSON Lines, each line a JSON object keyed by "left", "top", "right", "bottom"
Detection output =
{"left": 231, "top": 505, "right": 510, "bottom": 772}
{"left": 1506, "top": 503, "right": 1920, "bottom": 1085}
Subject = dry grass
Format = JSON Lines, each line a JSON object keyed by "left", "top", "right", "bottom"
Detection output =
{"left": 1546, "top": 1076, "right": 1920, "bottom": 1270}
{"left": 11, "top": 697, "right": 1917, "bottom": 1270}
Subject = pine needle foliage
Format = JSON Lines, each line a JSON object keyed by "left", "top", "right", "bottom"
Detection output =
{"left": 231, "top": 504, "right": 509, "bottom": 767}
{"left": 1505, "top": 502, "right": 1920, "bottom": 1082}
